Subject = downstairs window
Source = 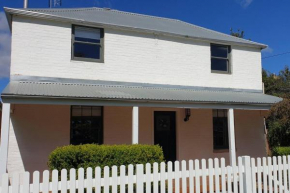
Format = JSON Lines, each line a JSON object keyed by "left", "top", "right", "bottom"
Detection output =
{"left": 213, "top": 109, "right": 229, "bottom": 150}
{"left": 70, "top": 106, "right": 103, "bottom": 145}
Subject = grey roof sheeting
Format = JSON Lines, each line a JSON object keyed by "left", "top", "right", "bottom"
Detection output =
{"left": 4, "top": 7, "right": 266, "bottom": 49}
{"left": 1, "top": 81, "right": 281, "bottom": 106}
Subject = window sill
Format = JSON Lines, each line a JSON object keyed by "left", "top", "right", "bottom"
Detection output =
{"left": 211, "top": 70, "right": 231, "bottom": 75}
{"left": 71, "top": 57, "right": 104, "bottom": 63}
{"left": 213, "top": 149, "right": 229, "bottom": 153}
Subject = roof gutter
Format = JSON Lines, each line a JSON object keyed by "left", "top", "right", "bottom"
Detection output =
{"left": 4, "top": 7, "right": 267, "bottom": 49}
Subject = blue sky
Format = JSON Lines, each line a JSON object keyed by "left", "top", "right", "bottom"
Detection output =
{"left": 0, "top": 0, "right": 289, "bottom": 93}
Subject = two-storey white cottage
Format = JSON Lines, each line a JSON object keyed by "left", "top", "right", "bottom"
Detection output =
{"left": 0, "top": 7, "right": 281, "bottom": 176}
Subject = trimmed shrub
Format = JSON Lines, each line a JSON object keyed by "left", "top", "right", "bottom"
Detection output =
{"left": 48, "top": 144, "right": 164, "bottom": 171}
{"left": 272, "top": 146, "right": 290, "bottom": 156}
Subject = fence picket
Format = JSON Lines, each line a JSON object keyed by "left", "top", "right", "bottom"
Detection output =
{"left": 283, "top": 156, "right": 288, "bottom": 193}
{"left": 1, "top": 173, "right": 9, "bottom": 193}
{"left": 120, "top": 165, "right": 126, "bottom": 193}
{"left": 78, "top": 168, "right": 85, "bottom": 193}
{"left": 23, "top": 172, "right": 30, "bottom": 193}
{"left": 137, "top": 164, "right": 144, "bottom": 193}
{"left": 160, "top": 162, "right": 166, "bottom": 193}
{"left": 278, "top": 156, "right": 283, "bottom": 193}
{"left": 195, "top": 159, "right": 200, "bottom": 193}
{"left": 12, "top": 172, "right": 19, "bottom": 193}
{"left": 273, "top": 156, "right": 278, "bottom": 193}
{"left": 262, "top": 157, "right": 268, "bottom": 193}
{"left": 233, "top": 163, "right": 238, "bottom": 193}
{"left": 181, "top": 161, "right": 186, "bottom": 193}
{"left": 94, "top": 167, "right": 101, "bottom": 193}
{"left": 227, "top": 166, "right": 232, "bottom": 193}
{"left": 33, "top": 171, "right": 39, "bottom": 193}
{"left": 104, "top": 166, "right": 110, "bottom": 193}
{"left": 214, "top": 158, "right": 220, "bottom": 193}
{"left": 188, "top": 160, "right": 194, "bottom": 193}
{"left": 257, "top": 158, "right": 262, "bottom": 193}
{"left": 167, "top": 162, "right": 173, "bottom": 193}
{"left": 268, "top": 157, "right": 273, "bottom": 193}
{"left": 251, "top": 158, "right": 257, "bottom": 193}
{"left": 238, "top": 157, "right": 244, "bottom": 193}
{"left": 288, "top": 156, "right": 290, "bottom": 193}
{"left": 208, "top": 159, "right": 214, "bottom": 193}
{"left": 52, "top": 170, "right": 58, "bottom": 193}
{"left": 174, "top": 161, "right": 180, "bottom": 193}
{"left": 87, "top": 167, "right": 93, "bottom": 193}
{"left": 112, "top": 166, "right": 118, "bottom": 193}
{"left": 70, "top": 168, "right": 76, "bottom": 193}
{"left": 243, "top": 156, "right": 252, "bottom": 193}
{"left": 128, "top": 164, "right": 134, "bottom": 193}
{"left": 153, "top": 163, "right": 159, "bottom": 193}
{"left": 221, "top": 158, "right": 226, "bottom": 193}
{"left": 201, "top": 159, "right": 207, "bottom": 193}
{"left": 61, "top": 169, "right": 67, "bottom": 193}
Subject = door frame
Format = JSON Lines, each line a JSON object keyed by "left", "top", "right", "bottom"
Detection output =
{"left": 154, "top": 111, "right": 177, "bottom": 162}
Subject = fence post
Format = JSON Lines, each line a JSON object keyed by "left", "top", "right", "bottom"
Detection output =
{"left": 242, "top": 156, "right": 252, "bottom": 193}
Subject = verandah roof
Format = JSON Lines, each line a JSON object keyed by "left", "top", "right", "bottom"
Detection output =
{"left": 1, "top": 81, "right": 282, "bottom": 110}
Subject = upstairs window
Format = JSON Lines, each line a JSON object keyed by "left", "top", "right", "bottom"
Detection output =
{"left": 71, "top": 106, "right": 103, "bottom": 145}
{"left": 211, "top": 44, "right": 231, "bottom": 73}
{"left": 213, "top": 109, "right": 229, "bottom": 150}
{"left": 72, "top": 25, "right": 104, "bottom": 62}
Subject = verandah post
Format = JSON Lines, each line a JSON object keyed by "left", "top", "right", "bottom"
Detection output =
{"left": 228, "top": 108, "right": 237, "bottom": 166}
{"left": 132, "top": 106, "right": 139, "bottom": 144}
{"left": 0, "top": 103, "right": 11, "bottom": 177}
{"left": 242, "top": 156, "right": 252, "bottom": 193}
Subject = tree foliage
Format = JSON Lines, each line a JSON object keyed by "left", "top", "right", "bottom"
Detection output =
{"left": 263, "top": 66, "right": 290, "bottom": 148}
{"left": 263, "top": 66, "right": 290, "bottom": 98}
{"left": 230, "top": 28, "right": 245, "bottom": 38}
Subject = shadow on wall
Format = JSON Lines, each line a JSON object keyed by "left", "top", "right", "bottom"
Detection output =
{"left": 8, "top": 104, "right": 71, "bottom": 180}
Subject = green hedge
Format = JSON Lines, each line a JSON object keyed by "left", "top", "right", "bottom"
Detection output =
{"left": 48, "top": 144, "right": 164, "bottom": 171}
{"left": 272, "top": 146, "right": 290, "bottom": 156}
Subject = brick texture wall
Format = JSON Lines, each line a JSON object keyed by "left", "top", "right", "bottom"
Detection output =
{"left": 11, "top": 16, "right": 263, "bottom": 91}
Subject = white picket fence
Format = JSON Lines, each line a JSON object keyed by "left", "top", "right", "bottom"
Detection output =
{"left": 1, "top": 155, "right": 290, "bottom": 193}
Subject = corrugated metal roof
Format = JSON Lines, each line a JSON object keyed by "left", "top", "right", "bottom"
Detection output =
{"left": 4, "top": 7, "right": 266, "bottom": 48}
{"left": 1, "top": 81, "right": 281, "bottom": 105}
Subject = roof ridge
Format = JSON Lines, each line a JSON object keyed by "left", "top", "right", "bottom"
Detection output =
{"left": 177, "top": 20, "right": 264, "bottom": 45}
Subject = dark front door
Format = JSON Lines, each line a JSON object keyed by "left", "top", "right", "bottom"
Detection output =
{"left": 154, "top": 111, "right": 176, "bottom": 162}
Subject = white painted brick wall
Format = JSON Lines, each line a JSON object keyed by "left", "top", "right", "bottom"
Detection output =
{"left": 11, "top": 16, "right": 263, "bottom": 91}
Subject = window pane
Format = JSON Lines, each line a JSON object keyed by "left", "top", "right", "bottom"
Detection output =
{"left": 214, "top": 109, "right": 227, "bottom": 118}
{"left": 211, "top": 58, "right": 228, "bottom": 71}
{"left": 74, "top": 43, "right": 100, "bottom": 59}
{"left": 82, "top": 106, "right": 91, "bottom": 116}
{"left": 92, "top": 107, "right": 102, "bottom": 116}
{"left": 213, "top": 109, "right": 218, "bottom": 117}
{"left": 72, "top": 106, "right": 81, "bottom": 116}
{"left": 75, "top": 27, "right": 101, "bottom": 43}
{"left": 223, "top": 110, "right": 228, "bottom": 117}
{"left": 211, "top": 45, "right": 228, "bottom": 58}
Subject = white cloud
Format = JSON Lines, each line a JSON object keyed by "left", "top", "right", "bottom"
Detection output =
{"left": 235, "top": 0, "right": 253, "bottom": 8}
{"left": 0, "top": 12, "right": 11, "bottom": 78}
